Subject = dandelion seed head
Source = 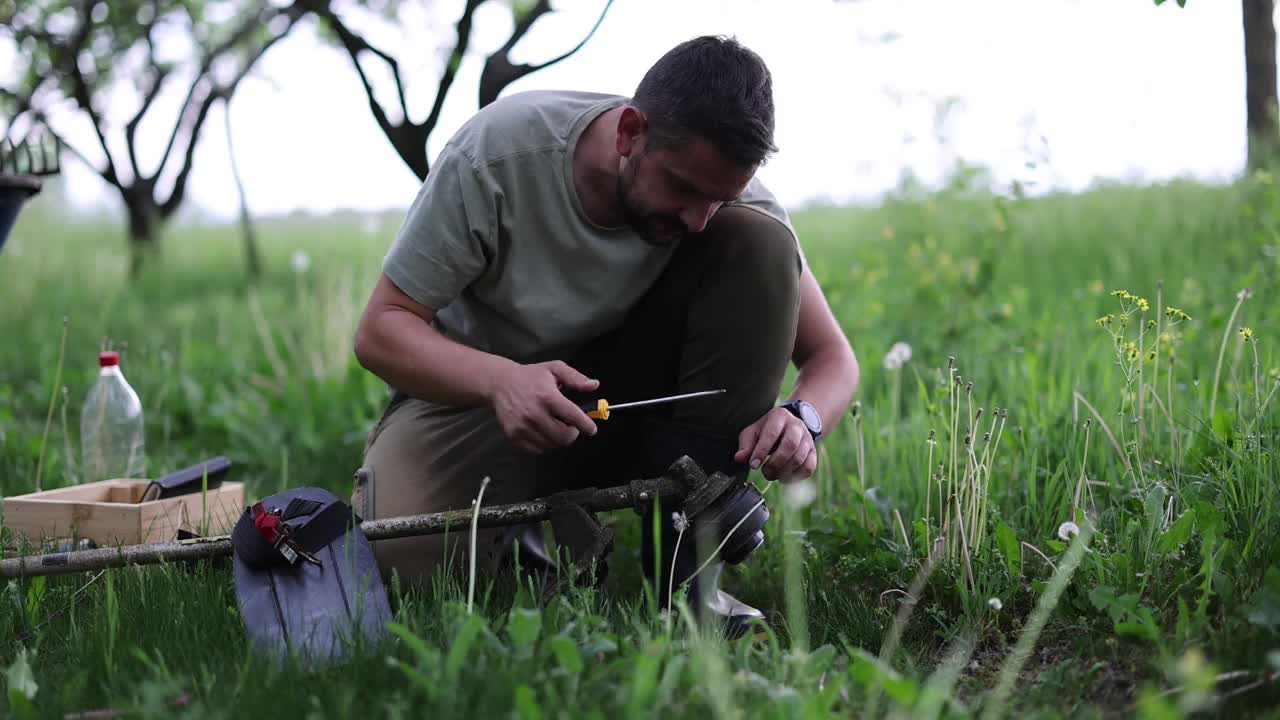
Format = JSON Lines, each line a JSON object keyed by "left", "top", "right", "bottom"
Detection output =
{"left": 1057, "top": 521, "right": 1080, "bottom": 541}
{"left": 289, "top": 249, "right": 311, "bottom": 274}
{"left": 884, "top": 341, "right": 913, "bottom": 370}
{"left": 988, "top": 597, "right": 1003, "bottom": 611}
{"left": 1238, "top": 288, "right": 1254, "bottom": 301}
{"left": 672, "top": 512, "right": 689, "bottom": 533}
{"left": 783, "top": 479, "right": 817, "bottom": 509}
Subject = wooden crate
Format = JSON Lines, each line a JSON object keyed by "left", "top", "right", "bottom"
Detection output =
{"left": 2, "top": 479, "right": 245, "bottom": 547}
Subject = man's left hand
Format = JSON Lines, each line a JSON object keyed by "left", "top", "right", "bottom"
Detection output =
{"left": 734, "top": 407, "right": 817, "bottom": 483}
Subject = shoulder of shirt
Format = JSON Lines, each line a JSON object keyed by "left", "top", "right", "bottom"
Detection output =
{"left": 730, "top": 175, "right": 796, "bottom": 238}
{"left": 442, "top": 89, "right": 627, "bottom": 170}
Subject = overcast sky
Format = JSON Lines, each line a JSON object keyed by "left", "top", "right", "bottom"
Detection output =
{"left": 0, "top": 0, "right": 1254, "bottom": 222}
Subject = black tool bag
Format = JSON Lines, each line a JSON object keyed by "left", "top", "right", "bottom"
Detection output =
{"left": 230, "top": 487, "right": 392, "bottom": 665}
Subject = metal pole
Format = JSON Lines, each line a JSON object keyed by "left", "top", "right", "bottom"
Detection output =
{"left": 0, "top": 475, "right": 691, "bottom": 580}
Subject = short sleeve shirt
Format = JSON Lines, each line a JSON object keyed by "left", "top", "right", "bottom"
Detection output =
{"left": 382, "top": 89, "right": 798, "bottom": 362}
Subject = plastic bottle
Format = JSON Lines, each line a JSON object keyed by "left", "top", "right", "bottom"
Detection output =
{"left": 79, "top": 351, "right": 146, "bottom": 484}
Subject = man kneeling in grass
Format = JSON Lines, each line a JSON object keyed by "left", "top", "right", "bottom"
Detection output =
{"left": 352, "top": 34, "right": 860, "bottom": 631}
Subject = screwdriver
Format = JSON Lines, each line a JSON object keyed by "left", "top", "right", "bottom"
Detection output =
{"left": 577, "top": 389, "right": 726, "bottom": 420}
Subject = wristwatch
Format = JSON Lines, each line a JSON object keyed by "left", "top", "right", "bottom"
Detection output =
{"left": 780, "top": 399, "right": 823, "bottom": 441}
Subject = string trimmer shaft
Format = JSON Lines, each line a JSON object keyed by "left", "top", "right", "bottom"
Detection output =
{"left": 1, "top": 457, "right": 726, "bottom": 580}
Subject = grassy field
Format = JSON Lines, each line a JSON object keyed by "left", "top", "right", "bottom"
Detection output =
{"left": 1, "top": 166, "right": 1278, "bottom": 718}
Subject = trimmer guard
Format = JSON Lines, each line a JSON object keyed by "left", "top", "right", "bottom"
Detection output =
{"left": 230, "top": 487, "right": 392, "bottom": 664}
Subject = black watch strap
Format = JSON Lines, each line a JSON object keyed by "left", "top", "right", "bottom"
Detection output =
{"left": 781, "top": 400, "right": 822, "bottom": 440}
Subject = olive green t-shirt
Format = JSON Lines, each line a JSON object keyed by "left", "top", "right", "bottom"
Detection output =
{"left": 382, "top": 89, "right": 799, "bottom": 363}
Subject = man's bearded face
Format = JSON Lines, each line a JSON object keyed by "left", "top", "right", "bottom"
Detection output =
{"left": 615, "top": 137, "right": 757, "bottom": 247}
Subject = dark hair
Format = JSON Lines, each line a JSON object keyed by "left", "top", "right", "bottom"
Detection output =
{"left": 632, "top": 35, "right": 778, "bottom": 168}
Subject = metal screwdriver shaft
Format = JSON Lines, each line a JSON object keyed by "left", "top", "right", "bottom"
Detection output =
{"left": 578, "top": 388, "right": 725, "bottom": 420}
{"left": 605, "top": 388, "right": 726, "bottom": 410}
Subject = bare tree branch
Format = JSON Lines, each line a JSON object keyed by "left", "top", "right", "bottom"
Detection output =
{"left": 479, "top": 0, "right": 613, "bottom": 108}
{"left": 424, "top": 0, "right": 485, "bottom": 133}
{"left": 308, "top": 1, "right": 399, "bottom": 144}
{"left": 29, "top": 109, "right": 122, "bottom": 191}
{"left": 526, "top": 0, "right": 613, "bottom": 72}
{"left": 126, "top": 2, "right": 168, "bottom": 181}
{"left": 161, "top": 11, "right": 300, "bottom": 217}
{"left": 494, "top": 0, "right": 554, "bottom": 57}
{"left": 309, "top": 1, "right": 411, "bottom": 124}
{"left": 154, "top": 6, "right": 274, "bottom": 185}
{"left": 63, "top": 0, "right": 122, "bottom": 186}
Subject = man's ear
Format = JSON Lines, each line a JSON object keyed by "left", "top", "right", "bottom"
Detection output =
{"left": 615, "top": 106, "right": 646, "bottom": 158}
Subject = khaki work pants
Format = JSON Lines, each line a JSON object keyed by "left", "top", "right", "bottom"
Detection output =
{"left": 353, "top": 206, "right": 803, "bottom": 591}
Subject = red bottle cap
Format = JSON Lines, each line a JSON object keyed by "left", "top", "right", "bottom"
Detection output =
{"left": 99, "top": 351, "right": 120, "bottom": 367}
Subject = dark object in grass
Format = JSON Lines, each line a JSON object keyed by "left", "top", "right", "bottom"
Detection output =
{"left": 230, "top": 486, "right": 391, "bottom": 665}
{"left": 140, "top": 455, "right": 232, "bottom": 502}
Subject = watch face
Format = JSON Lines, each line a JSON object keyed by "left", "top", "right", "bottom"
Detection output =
{"left": 800, "top": 402, "right": 822, "bottom": 433}
{"left": 790, "top": 401, "right": 821, "bottom": 435}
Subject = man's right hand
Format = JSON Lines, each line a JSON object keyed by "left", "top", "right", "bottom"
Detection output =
{"left": 489, "top": 360, "right": 600, "bottom": 454}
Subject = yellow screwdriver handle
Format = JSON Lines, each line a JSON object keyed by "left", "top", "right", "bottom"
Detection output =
{"left": 580, "top": 398, "right": 610, "bottom": 420}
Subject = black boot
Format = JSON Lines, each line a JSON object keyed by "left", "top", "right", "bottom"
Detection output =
{"left": 638, "top": 418, "right": 770, "bottom": 638}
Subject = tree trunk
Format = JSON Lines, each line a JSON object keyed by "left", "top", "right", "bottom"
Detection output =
{"left": 1243, "top": 0, "right": 1278, "bottom": 168}
{"left": 224, "top": 98, "right": 261, "bottom": 279}
{"left": 124, "top": 192, "right": 162, "bottom": 276}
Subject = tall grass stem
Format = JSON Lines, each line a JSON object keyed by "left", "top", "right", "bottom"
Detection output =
{"left": 34, "top": 316, "right": 69, "bottom": 492}
{"left": 1209, "top": 291, "right": 1249, "bottom": 426}
{"left": 466, "top": 476, "right": 491, "bottom": 614}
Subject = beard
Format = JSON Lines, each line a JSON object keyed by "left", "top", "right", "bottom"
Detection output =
{"left": 616, "top": 156, "right": 688, "bottom": 247}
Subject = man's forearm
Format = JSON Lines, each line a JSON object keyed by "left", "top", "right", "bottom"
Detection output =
{"left": 354, "top": 307, "right": 516, "bottom": 407}
{"left": 788, "top": 343, "right": 860, "bottom": 437}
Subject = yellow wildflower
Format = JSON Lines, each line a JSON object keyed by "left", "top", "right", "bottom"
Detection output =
{"left": 1136, "top": 296, "right": 1150, "bottom": 312}
{"left": 1165, "top": 306, "right": 1191, "bottom": 322}
{"left": 1095, "top": 314, "right": 1115, "bottom": 327}
{"left": 1239, "top": 327, "right": 1256, "bottom": 342}
{"left": 1123, "top": 341, "right": 1139, "bottom": 362}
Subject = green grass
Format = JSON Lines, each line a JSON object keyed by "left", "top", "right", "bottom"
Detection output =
{"left": 1, "top": 166, "right": 1279, "bottom": 719}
